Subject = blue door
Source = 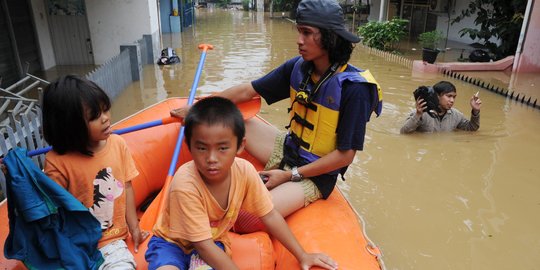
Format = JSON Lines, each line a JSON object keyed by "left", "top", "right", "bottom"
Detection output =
{"left": 181, "top": 0, "right": 195, "bottom": 28}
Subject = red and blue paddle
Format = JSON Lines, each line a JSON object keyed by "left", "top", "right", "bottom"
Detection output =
{"left": 26, "top": 116, "right": 181, "bottom": 157}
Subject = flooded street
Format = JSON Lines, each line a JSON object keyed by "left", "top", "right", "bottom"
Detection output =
{"left": 111, "top": 9, "right": 540, "bottom": 270}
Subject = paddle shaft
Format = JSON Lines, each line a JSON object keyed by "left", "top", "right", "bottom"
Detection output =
{"left": 26, "top": 116, "right": 180, "bottom": 157}
{"left": 24, "top": 94, "right": 260, "bottom": 158}
{"left": 148, "top": 44, "right": 214, "bottom": 225}
{"left": 167, "top": 44, "right": 214, "bottom": 176}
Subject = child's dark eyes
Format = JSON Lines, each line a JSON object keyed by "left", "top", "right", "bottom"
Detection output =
{"left": 194, "top": 146, "right": 229, "bottom": 152}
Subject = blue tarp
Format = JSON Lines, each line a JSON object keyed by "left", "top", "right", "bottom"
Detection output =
{"left": 3, "top": 148, "right": 103, "bottom": 269}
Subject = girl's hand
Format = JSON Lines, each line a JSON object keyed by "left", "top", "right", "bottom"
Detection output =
{"left": 130, "top": 227, "right": 150, "bottom": 253}
{"left": 299, "top": 252, "right": 338, "bottom": 270}
{"left": 260, "top": 169, "right": 290, "bottom": 190}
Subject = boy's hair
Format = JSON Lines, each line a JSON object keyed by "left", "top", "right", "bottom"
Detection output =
{"left": 320, "top": 28, "right": 354, "bottom": 65}
{"left": 42, "top": 75, "right": 111, "bottom": 156}
{"left": 433, "top": 81, "right": 456, "bottom": 96}
{"left": 184, "top": 96, "right": 245, "bottom": 149}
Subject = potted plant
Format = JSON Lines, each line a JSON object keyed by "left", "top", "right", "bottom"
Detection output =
{"left": 418, "top": 30, "right": 443, "bottom": 64}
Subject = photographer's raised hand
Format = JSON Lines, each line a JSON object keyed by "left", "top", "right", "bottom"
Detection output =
{"left": 470, "top": 93, "right": 482, "bottom": 114}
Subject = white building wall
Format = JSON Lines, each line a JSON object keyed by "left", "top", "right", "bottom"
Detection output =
{"left": 147, "top": 0, "right": 160, "bottom": 34}
{"left": 435, "top": 0, "right": 500, "bottom": 46}
{"left": 86, "top": 0, "right": 160, "bottom": 64}
{"left": 30, "top": 0, "right": 56, "bottom": 69}
{"left": 367, "top": 0, "right": 383, "bottom": 22}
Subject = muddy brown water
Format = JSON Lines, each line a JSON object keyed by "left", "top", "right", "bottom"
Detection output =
{"left": 111, "top": 9, "right": 540, "bottom": 270}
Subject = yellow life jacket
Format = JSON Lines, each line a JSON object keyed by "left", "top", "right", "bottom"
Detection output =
{"left": 286, "top": 61, "right": 382, "bottom": 161}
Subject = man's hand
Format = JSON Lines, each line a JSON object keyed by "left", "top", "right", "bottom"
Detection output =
{"left": 170, "top": 105, "right": 191, "bottom": 118}
{"left": 416, "top": 98, "right": 427, "bottom": 116}
{"left": 470, "top": 92, "right": 482, "bottom": 114}
{"left": 260, "top": 169, "right": 290, "bottom": 190}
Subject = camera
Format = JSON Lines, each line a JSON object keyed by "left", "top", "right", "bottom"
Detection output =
{"left": 413, "top": 86, "right": 440, "bottom": 116}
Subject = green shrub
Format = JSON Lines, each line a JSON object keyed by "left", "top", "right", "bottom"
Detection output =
{"left": 418, "top": 30, "right": 443, "bottom": 50}
{"left": 451, "top": 0, "right": 526, "bottom": 60}
{"left": 357, "top": 18, "right": 408, "bottom": 51}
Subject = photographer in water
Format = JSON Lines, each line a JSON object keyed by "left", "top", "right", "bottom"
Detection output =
{"left": 400, "top": 81, "right": 482, "bottom": 133}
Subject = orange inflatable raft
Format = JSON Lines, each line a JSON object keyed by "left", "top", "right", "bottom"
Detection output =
{"left": 0, "top": 97, "right": 383, "bottom": 270}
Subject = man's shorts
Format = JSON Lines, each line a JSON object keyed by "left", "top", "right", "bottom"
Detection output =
{"left": 145, "top": 236, "right": 225, "bottom": 270}
{"left": 266, "top": 132, "right": 322, "bottom": 207}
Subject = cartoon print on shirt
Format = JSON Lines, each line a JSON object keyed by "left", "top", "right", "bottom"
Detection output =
{"left": 89, "top": 167, "right": 124, "bottom": 230}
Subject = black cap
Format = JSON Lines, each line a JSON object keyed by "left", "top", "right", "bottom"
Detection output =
{"left": 296, "top": 0, "right": 360, "bottom": 43}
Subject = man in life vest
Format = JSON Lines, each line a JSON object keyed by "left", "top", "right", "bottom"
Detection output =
{"left": 171, "top": 0, "right": 383, "bottom": 232}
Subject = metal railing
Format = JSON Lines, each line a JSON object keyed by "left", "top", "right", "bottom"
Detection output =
{"left": 0, "top": 33, "right": 156, "bottom": 201}
{"left": 86, "top": 49, "right": 132, "bottom": 101}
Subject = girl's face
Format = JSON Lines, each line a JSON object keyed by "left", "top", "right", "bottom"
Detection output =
{"left": 87, "top": 109, "right": 112, "bottom": 146}
{"left": 296, "top": 25, "right": 327, "bottom": 63}
{"left": 189, "top": 123, "right": 245, "bottom": 185}
{"left": 438, "top": 91, "right": 457, "bottom": 111}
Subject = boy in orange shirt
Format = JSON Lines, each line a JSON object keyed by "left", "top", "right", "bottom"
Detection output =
{"left": 145, "top": 96, "right": 337, "bottom": 270}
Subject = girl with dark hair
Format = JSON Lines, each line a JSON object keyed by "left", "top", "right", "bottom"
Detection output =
{"left": 171, "top": 0, "right": 383, "bottom": 233}
{"left": 400, "top": 80, "right": 482, "bottom": 133}
{"left": 42, "top": 75, "right": 148, "bottom": 269}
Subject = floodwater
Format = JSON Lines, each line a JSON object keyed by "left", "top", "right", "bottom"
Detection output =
{"left": 111, "top": 9, "right": 540, "bottom": 270}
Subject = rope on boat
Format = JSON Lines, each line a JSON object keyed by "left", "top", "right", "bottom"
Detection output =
{"left": 337, "top": 187, "right": 387, "bottom": 270}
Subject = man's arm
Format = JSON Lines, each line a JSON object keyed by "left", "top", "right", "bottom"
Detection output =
{"left": 295, "top": 148, "right": 355, "bottom": 179}
{"left": 262, "top": 149, "right": 355, "bottom": 190}
{"left": 400, "top": 112, "right": 423, "bottom": 134}
{"left": 456, "top": 110, "right": 480, "bottom": 131}
{"left": 400, "top": 98, "right": 426, "bottom": 134}
{"left": 457, "top": 94, "right": 482, "bottom": 131}
{"left": 215, "top": 83, "right": 259, "bottom": 104}
{"left": 192, "top": 239, "right": 240, "bottom": 270}
{"left": 170, "top": 83, "right": 258, "bottom": 118}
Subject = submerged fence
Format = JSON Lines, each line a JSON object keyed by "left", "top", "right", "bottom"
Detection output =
{"left": 358, "top": 44, "right": 414, "bottom": 69}
{"left": 86, "top": 49, "right": 133, "bottom": 101}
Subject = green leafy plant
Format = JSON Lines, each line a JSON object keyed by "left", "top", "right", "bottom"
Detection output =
{"left": 242, "top": 0, "right": 250, "bottom": 10}
{"left": 217, "top": 0, "right": 230, "bottom": 8}
{"left": 418, "top": 30, "right": 444, "bottom": 50}
{"left": 451, "top": 0, "right": 527, "bottom": 60}
{"left": 271, "top": 0, "right": 294, "bottom": 12}
{"left": 357, "top": 18, "right": 408, "bottom": 52}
